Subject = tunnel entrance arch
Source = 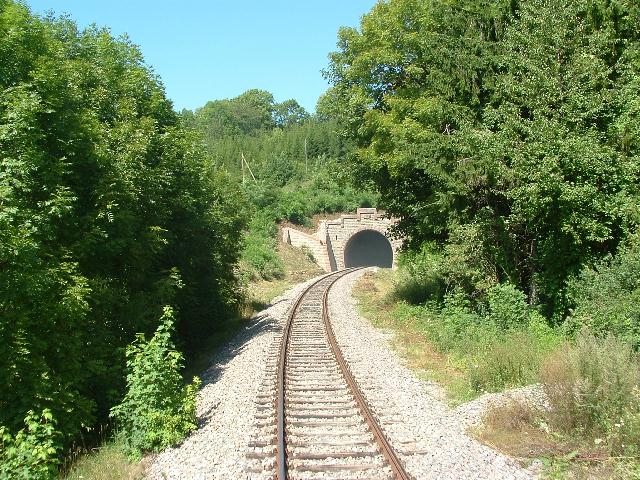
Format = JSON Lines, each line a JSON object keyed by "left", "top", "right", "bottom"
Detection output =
{"left": 282, "top": 208, "right": 403, "bottom": 272}
{"left": 343, "top": 229, "right": 393, "bottom": 268}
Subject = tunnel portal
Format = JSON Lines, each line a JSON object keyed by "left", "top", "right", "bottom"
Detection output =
{"left": 282, "top": 208, "right": 402, "bottom": 271}
{"left": 343, "top": 229, "right": 393, "bottom": 268}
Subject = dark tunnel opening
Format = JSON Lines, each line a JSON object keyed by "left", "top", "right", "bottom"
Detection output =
{"left": 343, "top": 230, "right": 393, "bottom": 268}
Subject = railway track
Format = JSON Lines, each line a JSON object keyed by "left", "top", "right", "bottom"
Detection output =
{"left": 247, "top": 269, "right": 412, "bottom": 480}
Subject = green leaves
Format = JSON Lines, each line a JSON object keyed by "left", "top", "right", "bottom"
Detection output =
{"left": 327, "top": 0, "right": 640, "bottom": 317}
{"left": 110, "top": 307, "right": 201, "bottom": 459}
{"left": 0, "top": 410, "right": 61, "bottom": 480}
{"left": 0, "top": 1, "right": 245, "bottom": 470}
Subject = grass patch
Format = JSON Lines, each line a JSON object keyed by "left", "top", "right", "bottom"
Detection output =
{"left": 353, "top": 269, "right": 474, "bottom": 404}
{"left": 246, "top": 233, "right": 324, "bottom": 312}
{"left": 62, "top": 437, "right": 146, "bottom": 480}
{"left": 353, "top": 269, "right": 560, "bottom": 404}
{"left": 354, "top": 270, "right": 640, "bottom": 477}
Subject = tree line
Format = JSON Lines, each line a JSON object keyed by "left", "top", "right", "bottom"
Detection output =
{"left": 181, "top": 89, "right": 377, "bottom": 282}
{"left": 0, "top": 0, "right": 244, "bottom": 469}
{"left": 326, "top": 0, "right": 640, "bottom": 326}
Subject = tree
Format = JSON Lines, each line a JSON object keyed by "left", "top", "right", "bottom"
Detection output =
{"left": 0, "top": 1, "right": 245, "bottom": 452}
{"left": 273, "top": 99, "right": 309, "bottom": 127}
{"left": 326, "top": 0, "right": 640, "bottom": 317}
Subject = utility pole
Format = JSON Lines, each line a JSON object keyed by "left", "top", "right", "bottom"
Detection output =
{"left": 242, "top": 152, "right": 257, "bottom": 183}
{"left": 241, "top": 152, "right": 245, "bottom": 184}
{"left": 304, "top": 137, "right": 308, "bottom": 175}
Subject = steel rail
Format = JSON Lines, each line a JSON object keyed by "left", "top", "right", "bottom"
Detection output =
{"left": 322, "top": 272, "right": 411, "bottom": 480}
{"left": 276, "top": 270, "right": 349, "bottom": 480}
{"left": 275, "top": 267, "right": 411, "bottom": 480}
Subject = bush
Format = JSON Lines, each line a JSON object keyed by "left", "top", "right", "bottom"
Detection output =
{"left": 0, "top": 410, "right": 60, "bottom": 480}
{"left": 541, "top": 331, "right": 640, "bottom": 454}
{"left": 394, "top": 245, "right": 445, "bottom": 304}
{"left": 565, "top": 234, "right": 640, "bottom": 347}
{"left": 242, "top": 231, "right": 284, "bottom": 280}
{"left": 440, "top": 223, "right": 499, "bottom": 301}
{"left": 487, "top": 282, "right": 529, "bottom": 331}
{"left": 110, "top": 307, "right": 201, "bottom": 459}
{"left": 414, "top": 285, "right": 560, "bottom": 393}
{"left": 276, "top": 190, "right": 310, "bottom": 225}
{"left": 240, "top": 210, "right": 284, "bottom": 280}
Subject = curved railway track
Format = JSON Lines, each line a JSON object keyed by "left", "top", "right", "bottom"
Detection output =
{"left": 272, "top": 268, "right": 411, "bottom": 480}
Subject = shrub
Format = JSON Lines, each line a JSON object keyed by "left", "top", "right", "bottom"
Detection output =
{"left": 0, "top": 410, "right": 60, "bottom": 480}
{"left": 565, "top": 234, "right": 640, "bottom": 347}
{"left": 110, "top": 307, "right": 201, "bottom": 459}
{"left": 541, "top": 331, "right": 640, "bottom": 454}
{"left": 427, "top": 291, "right": 487, "bottom": 352}
{"left": 487, "top": 282, "right": 529, "bottom": 331}
{"left": 276, "top": 191, "right": 310, "bottom": 225}
{"left": 482, "top": 400, "right": 540, "bottom": 432}
{"left": 415, "top": 284, "right": 560, "bottom": 394}
{"left": 241, "top": 231, "right": 284, "bottom": 280}
{"left": 394, "top": 245, "right": 445, "bottom": 304}
{"left": 300, "top": 245, "right": 316, "bottom": 263}
{"left": 440, "top": 223, "right": 498, "bottom": 300}
{"left": 240, "top": 211, "right": 284, "bottom": 281}
{"left": 469, "top": 330, "right": 547, "bottom": 392}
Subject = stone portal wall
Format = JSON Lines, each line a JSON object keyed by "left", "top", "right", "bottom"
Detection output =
{"left": 282, "top": 208, "right": 401, "bottom": 272}
{"left": 281, "top": 228, "right": 332, "bottom": 272}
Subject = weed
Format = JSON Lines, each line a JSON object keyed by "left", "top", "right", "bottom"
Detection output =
{"left": 110, "top": 307, "right": 200, "bottom": 459}
{"left": 0, "top": 410, "right": 61, "bottom": 480}
{"left": 469, "top": 330, "right": 546, "bottom": 392}
{"left": 541, "top": 331, "right": 640, "bottom": 455}
{"left": 61, "top": 437, "right": 145, "bottom": 480}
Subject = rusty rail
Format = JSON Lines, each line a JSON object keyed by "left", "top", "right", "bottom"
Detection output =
{"left": 275, "top": 268, "right": 411, "bottom": 480}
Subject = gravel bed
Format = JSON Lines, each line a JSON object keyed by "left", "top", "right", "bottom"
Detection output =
{"left": 147, "top": 277, "right": 324, "bottom": 480}
{"left": 328, "top": 269, "right": 538, "bottom": 479}
{"left": 148, "top": 269, "right": 541, "bottom": 479}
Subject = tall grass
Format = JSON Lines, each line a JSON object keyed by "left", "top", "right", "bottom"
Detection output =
{"left": 406, "top": 285, "right": 561, "bottom": 395}
{"left": 541, "top": 331, "right": 640, "bottom": 455}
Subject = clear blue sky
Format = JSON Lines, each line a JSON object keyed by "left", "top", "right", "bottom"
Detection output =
{"left": 25, "top": 1, "right": 377, "bottom": 113}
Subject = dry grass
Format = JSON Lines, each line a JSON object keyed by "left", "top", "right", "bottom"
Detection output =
{"left": 475, "top": 400, "right": 629, "bottom": 479}
{"left": 62, "top": 439, "right": 147, "bottom": 480}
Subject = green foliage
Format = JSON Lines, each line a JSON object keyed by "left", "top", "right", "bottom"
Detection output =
{"left": 487, "top": 282, "right": 529, "bottom": 331}
{"left": 401, "top": 289, "right": 560, "bottom": 394}
{"left": 468, "top": 330, "right": 548, "bottom": 393}
{"left": 327, "top": 0, "right": 640, "bottom": 318}
{"left": 394, "top": 246, "right": 445, "bottom": 304}
{"left": 565, "top": 233, "right": 640, "bottom": 347}
{"left": 241, "top": 212, "right": 284, "bottom": 281}
{"left": 185, "top": 89, "right": 309, "bottom": 141}
{"left": 396, "top": 263, "right": 559, "bottom": 393}
{"left": 110, "top": 307, "right": 201, "bottom": 459}
{"left": 0, "top": 0, "right": 245, "bottom": 466}
{"left": 542, "top": 332, "right": 640, "bottom": 455}
{"left": 0, "top": 410, "right": 61, "bottom": 480}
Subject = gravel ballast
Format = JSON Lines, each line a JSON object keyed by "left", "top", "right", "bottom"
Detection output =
{"left": 327, "top": 269, "right": 537, "bottom": 479}
{"left": 147, "top": 278, "right": 322, "bottom": 480}
{"left": 148, "top": 269, "right": 538, "bottom": 479}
